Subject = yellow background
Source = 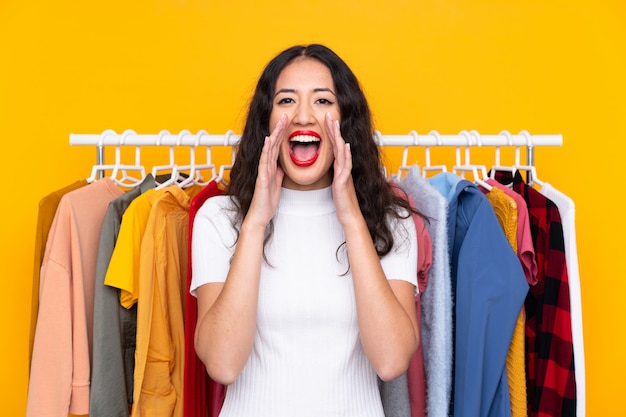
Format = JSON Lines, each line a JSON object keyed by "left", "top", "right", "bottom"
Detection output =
{"left": 2, "top": 0, "right": 625, "bottom": 415}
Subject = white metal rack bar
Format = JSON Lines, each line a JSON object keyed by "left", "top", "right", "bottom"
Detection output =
{"left": 70, "top": 129, "right": 562, "bottom": 184}
{"left": 70, "top": 130, "right": 562, "bottom": 148}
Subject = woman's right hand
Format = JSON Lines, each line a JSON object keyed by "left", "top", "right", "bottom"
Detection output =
{"left": 246, "top": 113, "right": 288, "bottom": 229}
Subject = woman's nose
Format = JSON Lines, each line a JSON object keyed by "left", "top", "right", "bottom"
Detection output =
{"left": 291, "top": 103, "right": 315, "bottom": 125}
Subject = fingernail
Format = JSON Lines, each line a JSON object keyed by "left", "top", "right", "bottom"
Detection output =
{"left": 326, "top": 112, "right": 332, "bottom": 120}
{"left": 335, "top": 120, "right": 340, "bottom": 128}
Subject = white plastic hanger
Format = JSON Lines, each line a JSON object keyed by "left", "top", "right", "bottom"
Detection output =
{"left": 391, "top": 131, "right": 419, "bottom": 181}
{"left": 215, "top": 130, "right": 236, "bottom": 185}
{"left": 452, "top": 130, "right": 492, "bottom": 190}
{"left": 489, "top": 130, "right": 518, "bottom": 182}
{"left": 109, "top": 129, "right": 146, "bottom": 187}
{"left": 87, "top": 129, "right": 116, "bottom": 183}
{"left": 373, "top": 130, "right": 390, "bottom": 178}
{"left": 86, "top": 129, "right": 146, "bottom": 186}
{"left": 489, "top": 130, "right": 544, "bottom": 188}
{"left": 515, "top": 130, "right": 545, "bottom": 188}
{"left": 161, "top": 130, "right": 194, "bottom": 188}
{"left": 177, "top": 130, "right": 217, "bottom": 188}
{"left": 421, "top": 130, "right": 448, "bottom": 178}
{"left": 152, "top": 130, "right": 181, "bottom": 189}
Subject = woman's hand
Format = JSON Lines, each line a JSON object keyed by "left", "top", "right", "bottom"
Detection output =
{"left": 325, "top": 112, "right": 362, "bottom": 227}
{"left": 246, "top": 114, "right": 288, "bottom": 229}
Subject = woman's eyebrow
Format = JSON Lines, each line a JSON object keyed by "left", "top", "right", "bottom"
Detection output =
{"left": 274, "top": 87, "right": 336, "bottom": 98}
{"left": 274, "top": 88, "right": 295, "bottom": 97}
{"left": 314, "top": 87, "right": 336, "bottom": 96}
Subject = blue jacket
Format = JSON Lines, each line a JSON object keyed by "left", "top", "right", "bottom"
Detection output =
{"left": 429, "top": 173, "right": 529, "bottom": 417}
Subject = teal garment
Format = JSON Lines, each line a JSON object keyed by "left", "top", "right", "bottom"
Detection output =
{"left": 429, "top": 173, "right": 529, "bottom": 417}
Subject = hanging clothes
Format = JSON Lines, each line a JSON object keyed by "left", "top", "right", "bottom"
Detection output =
{"left": 429, "top": 172, "right": 528, "bottom": 417}
{"left": 130, "top": 185, "right": 193, "bottom": 417}
{"left": 485, "top": 179, "right": 538, "bottom": 286}
{"left": 540, "top": 183, "right": 585, "bottom": 417}
{"left": 485, "top": 178, "right": 540, "bottom": 417}
{"left": 403, "top": 186, "right": 432, "bottom": 417}
{"left": 29, "top": 179, "right": 88, "bottom": 372}
{"left": 493, "top": 170, "right": 576, "bottom": 417}
{"left": 27, "top": 178, "right": 124, "bottom": 417}
{"left": 90, "top": 174, "right": 155, "bottom": 417}
{"left": 100, "top": 185, "right": 175, "bottom": 413}
{"left": 377, "top": 182, "right": 433, "bottom": 417}
{"left": 183, "top": 179, "right": 226, "bottom": 417}
{"left": 398, "top": 166, "right": 453, "bottom": 417}
{"left": 481, "top": 185, "right": 528, "bottom": 417}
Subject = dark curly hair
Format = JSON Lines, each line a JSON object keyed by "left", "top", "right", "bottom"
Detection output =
{"left": 228, "top": 43, "right": 418, "bottom": 258}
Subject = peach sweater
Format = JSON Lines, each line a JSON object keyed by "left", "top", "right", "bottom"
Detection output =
{"left": 27, "top": 178, "right": 123, "bottom": 417}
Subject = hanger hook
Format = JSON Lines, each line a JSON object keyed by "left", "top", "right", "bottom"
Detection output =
{"left": 98, "top": 129, "right": 116, "bottom": 147}
{"left": 428, "top": 130, "right": 442, "bottom": 146}
{"left": 224, "top": 129, "right": 234, "bottom": 146}
{"left": 458, "top": 130, "right": 472, "bottom": 166}
{"left": 195, "top": 129, "right": 207, "bottom": 147}
{"left": 120, "top": 129, "right": 136, "bottom": 146}
{"left": 499, "top": 130, "right": 513, "bottom": 146}
{"left": 519, "top": 130, "right": 532, "bottom": 147}
{"left": 177, "top": 129, "right": 190, "bottom": 146}
{"left": 459, "top": 130, "right": 471, "bottom": 145}
{"left": 156, "top": 130, "right": 170, "bottom": 147}
{"left": 470, "top": 130, "right": 482, "bottom": 147}
{"left": 373, "top": 130, "right": 384, "bottom": 147}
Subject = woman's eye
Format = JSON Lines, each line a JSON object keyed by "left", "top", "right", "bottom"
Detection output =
{"left": 277, "top": 97, "right": 294, "bottom": 104}
{"left": 316, "top": 98, "right": 334, "bottom": 105}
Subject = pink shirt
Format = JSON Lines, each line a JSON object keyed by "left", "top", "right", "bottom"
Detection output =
{"left": 27, "top": 178, "right": 124, "bottom": 417}
{"left": 486, "top": 179, "right": 538, "bottom": 285}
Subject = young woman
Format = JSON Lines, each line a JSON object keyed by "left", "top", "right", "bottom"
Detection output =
{"left": 191, "top": 44, "right": 420, "bottom": 417}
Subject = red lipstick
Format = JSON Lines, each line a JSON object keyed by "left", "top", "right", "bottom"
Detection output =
{"left": 288, "top": 130, "right": 321, "bottom": 167}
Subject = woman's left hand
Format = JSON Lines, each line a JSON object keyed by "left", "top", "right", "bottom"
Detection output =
{"left": 325, "top": 112, "right": 362, "bottom": 227}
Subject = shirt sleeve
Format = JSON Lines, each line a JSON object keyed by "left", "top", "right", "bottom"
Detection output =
{"left": 380, "top": 212, "right": 418, "bottom": 292}
{"left": 190, "top": 196, "right": 238, "bottom": 296}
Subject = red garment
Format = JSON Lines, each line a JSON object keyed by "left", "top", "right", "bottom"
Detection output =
{"left": 407, "top": 198, "right": 432, "bottom": 417}
{"left": 494, "top": 171, "right": 576, "bottom": 416}
{"left": 183, "top": 180, "right": 226, "bottom": 417}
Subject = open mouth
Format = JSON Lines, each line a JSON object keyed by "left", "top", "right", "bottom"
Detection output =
{"left": 288, "top": 130, "right": 321, "bottom": 167}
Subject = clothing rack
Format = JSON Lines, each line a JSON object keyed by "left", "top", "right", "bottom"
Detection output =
{"left": 69, "top": 129, "right": 562, "bottom": 183}
{"left": 70, "top": 129, "right": 562, "bottom": 148}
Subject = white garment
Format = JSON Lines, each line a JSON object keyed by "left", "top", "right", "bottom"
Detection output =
{"left": 540, "top": 183, "right": 585, "bottom": 417}
{"left": 191, "top": 186, "right": 418, "bottom": 417}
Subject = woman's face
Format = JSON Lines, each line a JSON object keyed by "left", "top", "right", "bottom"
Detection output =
{"left": 269, "top": 57, "right": 340, "bottom": 190}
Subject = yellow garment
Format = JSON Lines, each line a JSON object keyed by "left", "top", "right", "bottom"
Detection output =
{"left": 105, "top": 188, "right": 157, "bottom": 308}
{"left": 30, "top": 180, "right": 87, "bottom": 369}
{"left": 485, "top": 186, "right": 527, "bottom": 417}
{"left": 131, "top": 185, "right": 190, "bottom": 417}
{"left": 106, "top": 184, "right": 201, "bottom": 308}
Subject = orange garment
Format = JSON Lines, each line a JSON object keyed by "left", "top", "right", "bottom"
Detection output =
{"left": 484, "top": 186, "right": 527, "bottom": 417}
{"left": 106, "top": 185, "right": 201, "bottom": 309}
{"left": 131, "top": 185, "right": 191, "bottom": 417}
{"left": 30, "top": 179, "right": 87, "bottom": 370}
{"left": 27, "top": 178, "right": 124, "bottom": 417}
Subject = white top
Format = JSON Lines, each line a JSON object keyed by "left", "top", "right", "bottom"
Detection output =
{"left": 191, "top": 186, "right": 418, "bottom": 417}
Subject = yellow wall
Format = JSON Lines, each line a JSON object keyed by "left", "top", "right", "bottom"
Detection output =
{"left": 2, "top": 1, "right": 624, "bottom": 415}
